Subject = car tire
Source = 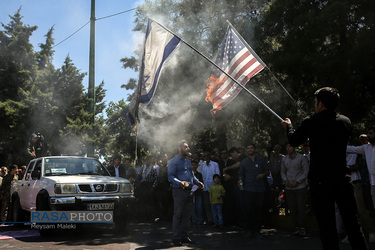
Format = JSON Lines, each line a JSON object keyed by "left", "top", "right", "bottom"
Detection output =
{"left": 114, "top": 212, "right": 127, "bottom": 235}
{"left": 36, "top": 195, "right": 54, "bottom": 237}
{"left": 11, "top": 197, "right": 26, "bottom": 228}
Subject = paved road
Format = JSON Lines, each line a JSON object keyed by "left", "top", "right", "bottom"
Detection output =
{"left": 0, "top": 218, "right": 373, "bottom": 249}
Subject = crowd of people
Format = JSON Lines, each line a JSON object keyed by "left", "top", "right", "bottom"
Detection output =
{"left": 104, "top": 143, "right": 311, "bottom": 238}
{"left": 0, "top": 164, "right": 25, "bottom": 224}
{"left": 0, "top": 87, "right": 374, "bottom": 250}
{"left": 103, "top": 124, "right": 374, "bottom": 249}
{"left": 103, "top": 87, "right": 375, "bottom": 249}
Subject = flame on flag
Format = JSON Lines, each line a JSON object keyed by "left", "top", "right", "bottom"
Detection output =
{"left": 205, "top": 25, "right": 265, "bottom": 114}
{"left": 205, "top": 76, "right": 223, "bottom": 104}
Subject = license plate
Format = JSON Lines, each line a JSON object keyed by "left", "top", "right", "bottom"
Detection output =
{"left": 87, "top": 203, "right": 114, "bottom": 210}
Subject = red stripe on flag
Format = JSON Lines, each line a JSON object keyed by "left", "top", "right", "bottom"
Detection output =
{"left": 211, "top": 59, "right": 262, "bottom": 104}
{"left": 211, "top": 63, "right": 264, "bottom": 110}
{"left": 206, "top": 51, "right": 251, "bottom": 102}
{"left": 210, "top": 55, "right": 254, "bottom": 102}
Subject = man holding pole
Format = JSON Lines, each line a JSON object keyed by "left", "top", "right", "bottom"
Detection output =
{"left": 281, "top": 87, "right": 367, "bottom": 250}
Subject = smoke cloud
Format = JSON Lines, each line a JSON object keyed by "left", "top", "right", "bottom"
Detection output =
{"left": 133, "top": 0, "right": 289, "bottom": 155}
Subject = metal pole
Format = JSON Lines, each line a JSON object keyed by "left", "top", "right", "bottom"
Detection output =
{"left": 88, "top": 0, "right": 96, "bottom": 156}
{"left": 151, "top": 18, "right": 284, "bottom": 122}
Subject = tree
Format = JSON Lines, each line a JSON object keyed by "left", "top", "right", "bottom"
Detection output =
{"left": 257, "top": 0, "right": 375, "bottom": 128}
{"left": 91, "top": 81, "right": 109, "bottom": 158}
{"left": 104, "top": 100, "right": 138, "bottom": 161}
{"left": 36, "top": 26, "right": 55, "bottom": 70}
{"left": 0, "top": 8, "right": 37, "bottom": 100}
{"left": 50, "top": 56, "right": 89, "bottom": 156}
{"left": 0, "top": 8, "right": 38, "bottom": 165}
{"left": 0, "top": 9, "right": 108, "bottom": 165}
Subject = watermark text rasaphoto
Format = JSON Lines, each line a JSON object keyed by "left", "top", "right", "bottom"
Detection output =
{"left": 31, "top": 211, "right": 113, "bottom": 223}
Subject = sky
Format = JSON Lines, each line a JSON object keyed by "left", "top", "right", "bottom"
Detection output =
{"left": 0, "top": 0, "right": 145, "bottom": 105}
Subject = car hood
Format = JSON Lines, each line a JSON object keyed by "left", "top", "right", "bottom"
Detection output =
{"left": 43, "top": 175, "right": 130, "bottom": 184}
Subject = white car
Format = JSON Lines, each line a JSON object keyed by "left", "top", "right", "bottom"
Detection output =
{"left": 10, "top": 156, "right": 134, "bottom": 234}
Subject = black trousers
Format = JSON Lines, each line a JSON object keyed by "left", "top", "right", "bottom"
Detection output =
{"left": 172, "top": 188, "right": 193, "bottom": 240}
{"left": 309, "top": 179, "right": 367, "bottom": 250}
{"left": 244, "top": 191, "right": 265, "bottom": 233}
{"left": 137, "top": 182, "right": 154, "bottom": 219}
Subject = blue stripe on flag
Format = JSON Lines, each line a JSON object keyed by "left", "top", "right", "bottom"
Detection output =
{"left": 126, "top": 111, "right": 135, "bottom": 126}
{"left": 139, "top": 35, "right": 181, "bottom": 104}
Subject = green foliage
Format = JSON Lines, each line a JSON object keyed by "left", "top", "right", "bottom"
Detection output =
{"left": 257, "top": 0, "right": 375, "bottom": 126}
{"left": 36, "top": 26, "right": 55, "bottom": 69}
{"left": 0, "top": 9, "right": 107, "bottom": 165}
{"left": 0, "top": 8, "right": 38, "bottom": 165}
{"left": 104, "top": 100, "right": 137, "bottom": 162}
{"left": 120, "top": 56, "right": 139, "bottom": 71}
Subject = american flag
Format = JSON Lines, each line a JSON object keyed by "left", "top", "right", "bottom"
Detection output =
{"left": 206, "top": 26, "right": 265, "bottom": 114}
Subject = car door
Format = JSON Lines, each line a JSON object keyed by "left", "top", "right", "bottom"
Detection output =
{"left": 26, "top": 159, "right": 43, "bottom": 211}
{"left": 18, "top": 161, "right": 36, "bottom": 210}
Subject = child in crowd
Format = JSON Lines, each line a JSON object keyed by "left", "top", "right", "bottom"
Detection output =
{"left": 209, "top": 174, "right": 225, "bottom": 228}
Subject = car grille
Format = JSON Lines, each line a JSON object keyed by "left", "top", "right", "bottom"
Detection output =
{"left": 79, "top": 184, "right": 92, "bottom": 192}
{"left": 78, "top": 184, "right": 118, "bottom": 193}
{"left": 105, "top": 184, "right": 117, "bottom": 192}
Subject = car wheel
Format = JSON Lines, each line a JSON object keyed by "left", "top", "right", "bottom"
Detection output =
{"left": 12, "top": 197, "right": 26, "bottom": 228}
{"left": 114, "top": 212, "right": 127, "bottom": 235}
{"left": 36, "top": 196, "right": 54, "bottom": 236}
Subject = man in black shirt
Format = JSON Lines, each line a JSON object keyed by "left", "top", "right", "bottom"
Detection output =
{"left": 107, "top": 155, "right": 126, "bottom": 178}
{"left": 281, "top": 87, "right": 367, "bottom": 249}
{"left": 226, "top": 147, "right": 246, "bottom": 227}
{"left": 218, "top": 149, "right": 237, "bottom": 226}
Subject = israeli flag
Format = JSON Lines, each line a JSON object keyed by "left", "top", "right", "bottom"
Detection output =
{"left": 127, "top": 19, "right": 181, "bottom": 126}
{"left": 140, "top": 19, "right": 181, "bottom": 104}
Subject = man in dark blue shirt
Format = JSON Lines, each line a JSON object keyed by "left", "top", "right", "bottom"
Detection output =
{"left": 168, "top": 140, "right": 204, "bottom": 246}
{"left": 239, "top": 144, "right": 270, "bottom": 238}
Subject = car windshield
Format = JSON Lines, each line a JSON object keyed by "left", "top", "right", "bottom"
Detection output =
{"left": 44, "top": 158, "right": 110, "bottom": 176}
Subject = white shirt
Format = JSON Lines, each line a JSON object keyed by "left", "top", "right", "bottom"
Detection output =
{"left": 347, "top": 143, "right": 375, "bottom": 185}
{"left": 196, "top": 160, "right": 205, "bottom": 173}
{"left": 154, "top": 164, "right": 160, "bottom": 177}
{"left": 347, "top": 153, "right": 361, "bottom": 182}
{"left": 114, "top": 165, "right": 120, "bottom": 177}
{"left": 201, "top": 160, "right": 220, "bottom": 191}
{"left": 141, "top": 164, "right": 153, "bottom": 181}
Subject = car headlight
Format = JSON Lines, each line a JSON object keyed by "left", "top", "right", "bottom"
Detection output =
{"left": 54, "top": 184, "right": 77, "bottom": 194}
{"left": 119, "top": 183, "right": 132, "bottom": 193}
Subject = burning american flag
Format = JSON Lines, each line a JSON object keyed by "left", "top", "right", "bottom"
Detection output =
{"left": 206, "top": 25, "right": 266, "bottom": 114}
